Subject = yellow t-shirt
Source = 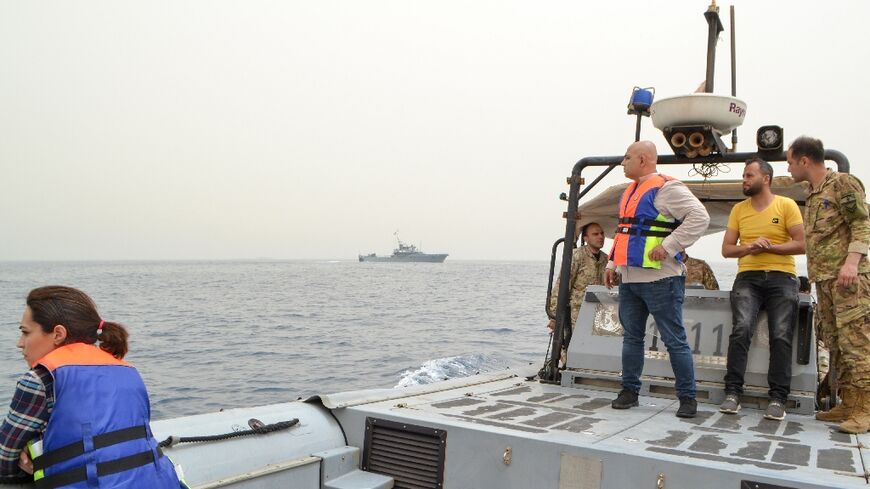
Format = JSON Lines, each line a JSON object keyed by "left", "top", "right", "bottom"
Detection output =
{"left": 727, "top": 195, "right": 803, "bottom": 275}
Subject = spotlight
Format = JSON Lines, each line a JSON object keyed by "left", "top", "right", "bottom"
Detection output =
{"left": 757, "top": 125, "right": 783, "bottom": 152}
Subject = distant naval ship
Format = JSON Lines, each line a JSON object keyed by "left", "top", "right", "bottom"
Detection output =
{"left": 359, "top": 234, "right": 448, "bottom": 263}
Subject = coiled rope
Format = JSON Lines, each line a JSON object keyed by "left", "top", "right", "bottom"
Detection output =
{"left": 157, "top": 419, "right": 299, "bottom": 448}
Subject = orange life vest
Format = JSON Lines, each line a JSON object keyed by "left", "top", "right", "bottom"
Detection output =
{"left": 609, "top": 174, "right": 683, "bottom": 269}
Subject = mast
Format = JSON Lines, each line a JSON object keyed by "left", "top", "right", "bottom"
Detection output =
{"left": 703, "top": 1, "right": 724, "bottom": 93}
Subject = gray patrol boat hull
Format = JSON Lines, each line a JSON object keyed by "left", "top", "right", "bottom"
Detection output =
{"left": 360, "top": 234, "right": 448, "bottom": 263}
{"left": 358, "top": 253, "right": 448, "bottom": 263}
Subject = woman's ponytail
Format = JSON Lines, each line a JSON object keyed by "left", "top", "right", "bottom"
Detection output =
{"left": 98, "top": 321, "right": 129, "bottom": 359}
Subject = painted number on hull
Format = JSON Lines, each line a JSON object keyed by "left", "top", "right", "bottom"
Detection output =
{"left": 651, "top": 322, "right": 725, "bottom": 357}
{"left": 690, "top": 323, "right": 725, "bottom": 356}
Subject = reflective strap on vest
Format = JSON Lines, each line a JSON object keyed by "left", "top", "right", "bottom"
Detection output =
{"left": 32, "top": 425, "right": 149, "bottom": 472}
{"left": 617, "top": 216, "right": 680, "bottom": 229}
{"left": 33, "top": 449, "right": 162, "bottom": 489}
{"left": 27, "top": 439, "right": 45, "bottom": 481}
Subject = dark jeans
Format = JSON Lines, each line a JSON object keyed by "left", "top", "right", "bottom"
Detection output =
{"left": 619, "top": 276, "right": 696, "bottom": 399}
{"left": 724, "top": 271, "right": 799, "bottom": 401}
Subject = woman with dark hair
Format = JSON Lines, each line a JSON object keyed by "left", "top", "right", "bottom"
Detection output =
{"left": 0, "top": 286, "right": 183, "bottom": 487}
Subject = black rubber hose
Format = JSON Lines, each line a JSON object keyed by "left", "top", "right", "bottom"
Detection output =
{"left": 157, "top": 419, "right": 299, "bottom": 448}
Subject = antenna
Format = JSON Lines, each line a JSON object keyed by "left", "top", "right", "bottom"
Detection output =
{"left": 730, "top": 5, "right": 738, "bottom": 151}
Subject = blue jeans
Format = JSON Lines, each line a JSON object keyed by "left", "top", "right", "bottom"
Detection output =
{"left": 619, "top": 276, "right": 696, "bottom": 399}
{"left": 725, "top": 271, "right": 799, "bottom": 402}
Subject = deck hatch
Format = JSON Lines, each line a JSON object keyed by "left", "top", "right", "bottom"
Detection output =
{"left": 362, "top": 417, "right": 446, "bottom": 489}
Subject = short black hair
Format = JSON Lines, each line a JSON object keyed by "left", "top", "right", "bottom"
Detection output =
{"left": 577, "top": 222, "right": 601, "bottom": 246}
{"left": 581, "top": 222, "right": 602, "bottom": 237}
{"left": 788, "top": 136, "right": 825, "bottom": 163}
{"left": 745, "top": 157, "right": 774, "bottom": 185}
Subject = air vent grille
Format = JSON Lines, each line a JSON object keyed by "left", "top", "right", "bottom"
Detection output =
{"left": 362, "top": 417, "right": 446, "bottom": 489}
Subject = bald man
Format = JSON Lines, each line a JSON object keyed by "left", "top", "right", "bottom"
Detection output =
{"left": 605, "top": 141, "right": 710, "bottom": 418}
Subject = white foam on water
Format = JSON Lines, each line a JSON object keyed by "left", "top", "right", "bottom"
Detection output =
{"left": 395, "top": 353, "right": 508, "bottom": 388}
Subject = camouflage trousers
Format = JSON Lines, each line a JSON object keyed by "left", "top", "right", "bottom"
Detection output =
{"left": 815, "top": 273, "right": 870, "bottom": 390}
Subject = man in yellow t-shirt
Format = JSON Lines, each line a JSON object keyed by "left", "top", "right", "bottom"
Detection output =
{"left": 719, "top": 158, "right": 806, "bottom": 421}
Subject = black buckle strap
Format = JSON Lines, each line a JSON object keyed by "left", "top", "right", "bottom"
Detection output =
{"left": 617, "top": 217, "right": 680, "bottom": 229}
{"left": 100, "top": 449, "right": 160, "bottom": 477}
{"left": 95, "top": 425, "right": 148, "bottom": 450}
{"left": 33, "top": 425, "right": 148, "bottom": 471}
{"left": 615, "top": 227, "right": 672, "bottom": 238}
{"left": 642, "top": 230, "right": 672, "bottom": 238}
{"left": 34, "top": 449, "right": 159, "bottom": 489}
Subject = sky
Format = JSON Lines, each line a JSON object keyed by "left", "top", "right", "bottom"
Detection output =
{"left": 1, "top": 0, "right": 868, "bottom": 261}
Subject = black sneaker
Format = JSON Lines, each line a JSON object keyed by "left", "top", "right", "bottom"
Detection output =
{"left": 676, "top": 397, "right": 697, "bottom": 418}
{"left": 611, "top": 389, "right": 639, "bottom": 409}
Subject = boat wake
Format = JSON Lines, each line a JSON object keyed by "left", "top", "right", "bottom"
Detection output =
{"left": 395, "top": 353, "right": 509, "bottom": 388}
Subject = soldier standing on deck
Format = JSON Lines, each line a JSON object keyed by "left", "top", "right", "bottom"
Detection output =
{"left": 547, "top": 222, "right": 608, "bottom": 329}
{"left": 787, "top": 136, "right": 870, "bottom": 434}
{"left": 546, "top": 222, "right": 608, "bottom": 367}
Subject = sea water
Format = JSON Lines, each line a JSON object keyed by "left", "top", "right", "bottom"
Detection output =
{"left": 0, "top": 260, "right": 546, "bottom": 419}
{"left": 0, "top": 259, "right": 740, "bottom": 420}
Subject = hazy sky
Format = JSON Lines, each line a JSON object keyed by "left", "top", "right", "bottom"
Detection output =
{"left": 2, "top": 1, "right": 868, "bottom": 261}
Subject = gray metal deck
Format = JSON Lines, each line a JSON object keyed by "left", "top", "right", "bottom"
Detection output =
{"left": 332, "top": 371, "right": 869, "bottom": 488}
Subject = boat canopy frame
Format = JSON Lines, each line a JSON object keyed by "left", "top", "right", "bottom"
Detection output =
{"left": 542, "top": 148, "right": 851, "bottom": 383}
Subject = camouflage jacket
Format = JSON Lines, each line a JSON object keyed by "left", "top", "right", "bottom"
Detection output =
{"left": 548, "top": 245, "right": 608, "bottom": 323}
{"left": 684, "top": 256, "right": 719, "bottom": 290}
{"left": 805, "top": 169, "right": 870, "bottom": 282}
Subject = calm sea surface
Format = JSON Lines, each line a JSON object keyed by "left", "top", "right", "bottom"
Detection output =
{"left": 0, "top": 260, "right": 549, "bottom": 420}
{"left": 0, "top": 259, "right": 741, "bottom": 420}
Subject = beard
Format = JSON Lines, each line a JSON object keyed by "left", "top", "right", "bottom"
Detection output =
{"left": 743, "top": 181, "right": 763, "bottom": 196}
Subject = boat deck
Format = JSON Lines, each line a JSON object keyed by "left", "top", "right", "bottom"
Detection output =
{"left": 331, "top": 371, "right": 869, "bottom": 488}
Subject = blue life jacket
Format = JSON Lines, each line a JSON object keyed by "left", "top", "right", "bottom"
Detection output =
{"left": 31, "top": 343, "right": 181, "bottom": 489}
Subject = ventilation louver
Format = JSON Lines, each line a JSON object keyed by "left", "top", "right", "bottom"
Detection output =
{"left": 361, "top": 417, "right": 446, "bottom": 489}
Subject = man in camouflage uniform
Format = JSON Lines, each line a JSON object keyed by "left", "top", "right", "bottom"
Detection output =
{"left": 547, "top": 223, "right": 608, "bottom": 365}
{"left": 683, "top": 252, "right": 719, "bottom": 290}
{"left": 787, "top": 136, "right": 870, "bottom": 434}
